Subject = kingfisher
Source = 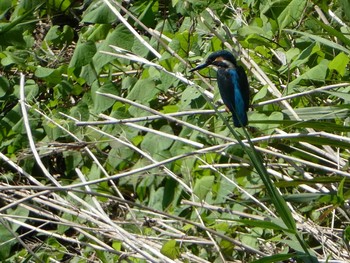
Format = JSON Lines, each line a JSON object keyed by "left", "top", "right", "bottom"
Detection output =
{"left": 189, "top": 50, "right": 249, "bottom": 127}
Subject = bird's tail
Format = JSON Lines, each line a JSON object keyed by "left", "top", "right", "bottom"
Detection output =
{"left": 232, "top": 111, "right": 248, "bottom": 127}
{"left": 230, "top": 69, "right": 249, "bottom": 127}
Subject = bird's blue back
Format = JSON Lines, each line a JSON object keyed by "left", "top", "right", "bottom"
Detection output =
{"left": 216, "top": 66, "right": 249, "bottom": 127}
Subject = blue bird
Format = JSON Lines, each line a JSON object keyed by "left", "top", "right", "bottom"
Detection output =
{"left": 190, "top": 50, "right": 250, "bottom": 127}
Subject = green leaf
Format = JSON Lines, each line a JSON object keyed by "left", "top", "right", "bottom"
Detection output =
{"left": 344, "top": 226, "right": 350, "bottom": 243}
{"left": 234, "top": 218, "right": 292, "bottom": 232}
{"left": 82, "top": 3, "right": 116, "bottom": 24}
{"left": 276, "top": 119, "right": 350, "bottom": 132}
{"left": 0, "top": 76, "right": 10, "bottom": 98}
{"left": 193, "top": 176, "right": 214, "bottom": 200}
{"left": 168, "top": 30, "right": 192, "bottom": 57}
{"left": 43, "top": 25, "right": 74, "bottom": 48}
{"left": 282, "top": 105, "right": 349, "bottom": 120}
{"left": 322, "top": 90, "right": 350, "bottom": 102}
{"left": 0, "top": 223, "right": 15, "bottom": 259}
{"left": 70, "top": 102, "right": 89, "bottom": 121}
{"left": 112, "top": 241, "right": 122, "bottom": 251}
{"left": 69, "top": 40, "right": 97, "bottom": 69}
{"left": 339, "top": 0, "right": 350, "bottom": 21}
{"left": 141, "top": 125, "right": 174, "bottom": 154}
{"left": 337, "top": 177, "right": 346, "bottom": 204}
{"left": 127, "top": 78, "right": 158, "bottom": 103}
{"left": 180, "top": 87, "right": 201, "bottom": 109}
{"left": 48, "top": 0, "right": 71, "bottom": 12}
{"left": 287, "top": 43, "right": 318, "bottom": 72}
{"left": 107, "top": 146, "right": 134, "bottom": 169}
{"left": 85, "top": 24, "right": 111, "bottom": 42}
{"left": 0, "top": 0, "right": 11, "bottom": 13}
{"left": 131, "top": 35, "right": 150, "bottom": 57}
{"left": 286, "top": 135, "right": 350, "bottom": 149}
{"left": 279, "top": 193, "right": 330, "bottom": 203}
{"left": 328, "top": 52, "right": 350, "bottom": 76}
{"left": 277, "top": 0, "right": 306, "bottom": 30}
{"left": 8, "top": 206, "right": 29, "bottom": 232}
{"left": 148, "top": 187, "right": 165, "bottom": 211}
{"left": 160, "top": 240, "right": 180, "bottom": 260}
{"left": 13, "top": 79, "right": 39, "bottom": 102}
{"left": 0, "top": 6, "right": 34, "bottom": 35}
{"left": 239, "top": 25, "right": 272, "bottom": 38}
{"left": 34, "top": 66, "right": 65, "bottom": 84}
{"left": 93, "top": 25, "right": 135, "bottom": 73}
{"left": 261, "top": 0, "right": 288, "bottom": 19}
{"left": 137, "top": 0, "right": 157, "bottom": 28}
{"left": 162, "top": 105, "right": 179, "bottom": 113}
{"left": 43, "top": 25, "right": 61, "bottom": 42}
{"left": 266, "top": 111, "right": 284, "bottom": 134}
{"left": 288, "top": 59, "right": 329, "bottom": 89}
{"left": 311, "top": 17, "right": 350, "bottom": 48}
{"left": 285, "top": 29, "right": 350, "bottom": 55}
{"left": 299, "top": 59, "right": 329, "bottom": 81}
{"left": 252, "top": 85, "right": 268, "bottom": 102}
{"left": 93, "top": 81, "right": 119, "bottom": 114}
{"left": 35, "top": 67, "right": 56, "bottom": 78}
{"left": 1, "top": 50, "right": 27, "bottom": 67}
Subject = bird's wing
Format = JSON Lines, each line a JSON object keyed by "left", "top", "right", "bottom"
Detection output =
{"left": 236, "top": 65, "right": 250, "bottom": 111}
{"left": 228, "top": 69, "right": 248, "bottom": 126}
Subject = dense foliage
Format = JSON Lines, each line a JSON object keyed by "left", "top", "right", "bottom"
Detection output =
{"left": 1, "top": 0, "right": 350, "bottom": 262}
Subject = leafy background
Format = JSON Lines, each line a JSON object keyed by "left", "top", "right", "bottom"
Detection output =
{"left": 1, "top": 0, "right": 350, "bottom": 262}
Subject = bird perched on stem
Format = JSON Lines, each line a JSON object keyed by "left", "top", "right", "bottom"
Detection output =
{"left": 189, "top": 50, "right": 250, "bottom": 127}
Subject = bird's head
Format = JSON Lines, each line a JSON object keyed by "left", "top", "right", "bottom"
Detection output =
{"left": 189, "top": 50, "right": 237, "bottom": 72}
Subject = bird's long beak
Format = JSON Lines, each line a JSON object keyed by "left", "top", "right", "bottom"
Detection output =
{"left": 189, "top": 63, "right": 209, "bottom": 72}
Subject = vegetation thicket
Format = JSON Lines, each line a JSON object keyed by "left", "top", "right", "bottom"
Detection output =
{"left": 0, "top": 0, "right": 350, "bottom": 262}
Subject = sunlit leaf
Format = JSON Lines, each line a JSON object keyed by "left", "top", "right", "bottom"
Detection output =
{"left": 277, "top": 0, "right": 306, "bottom": 30}
{"left": 328, "top": 52, "right": 350, "bottom": 76}
{"left": 160, "top": 240, "right": 180, "bottom": 259}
